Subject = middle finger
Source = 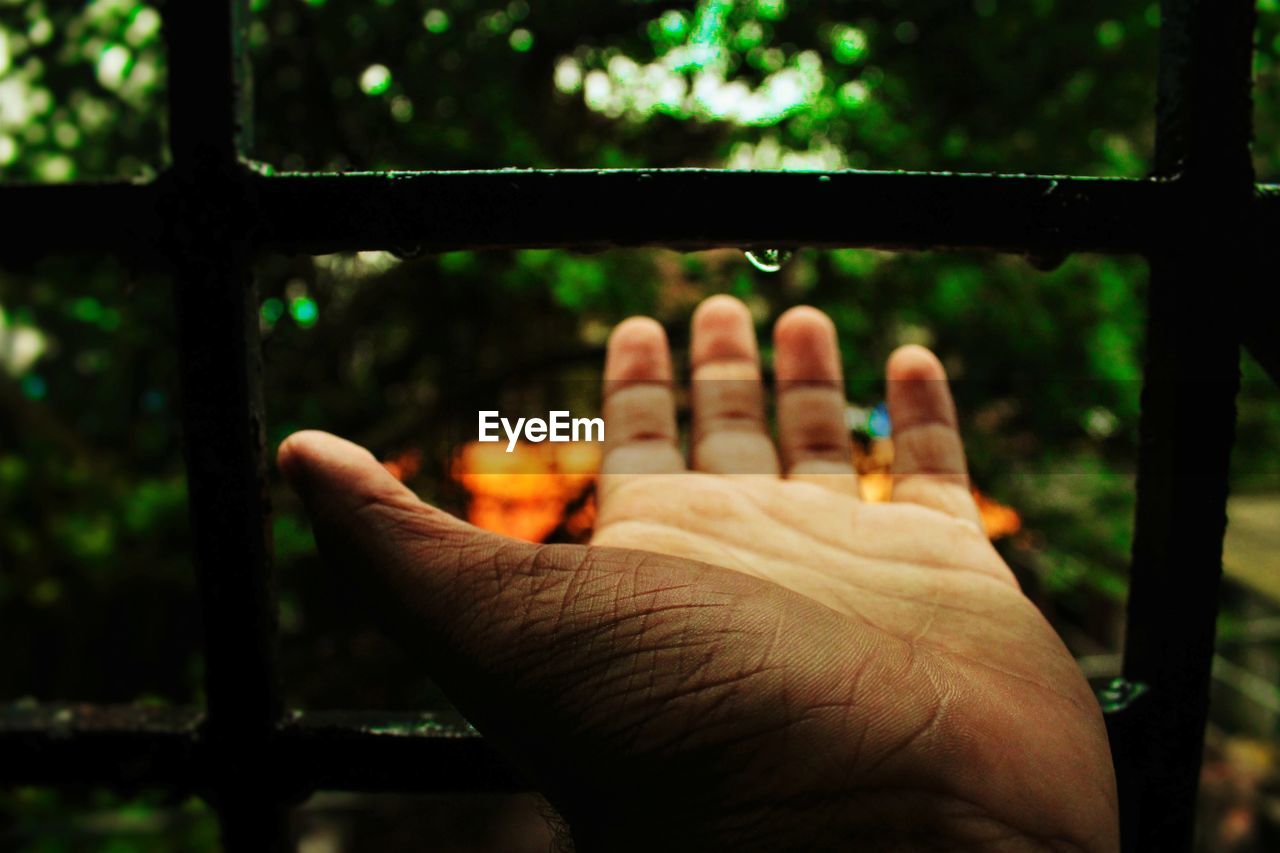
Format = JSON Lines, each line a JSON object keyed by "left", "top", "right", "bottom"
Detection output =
{"left": 690, "top": 295, "right": 781, "bottom": 476}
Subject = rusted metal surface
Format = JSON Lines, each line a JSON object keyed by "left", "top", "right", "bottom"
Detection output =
{"left": 0, "top": 170, "right": 1168, "bottom": 259}
{"left": 1119, "top": 1, "right": 1256, "bottom": 850}
{"left": 249, "top": 169, "right": 1169, "bottom": 256}
{"left": 164, "top": 0, "right": 286, "bottom": 849}
{"left": 3, "top": 173, "right": 1280, "bottom": 282}
{"left": 0, "top": 183, "right": 160, "bottom": 259}
{"left": 1246, "top": 188, "right": 1280, "bottom": 387}
{"left": 277, "top": 712, "right": 519, "bottom": 793}
{"left": 0, "top": 704, "right": 515, "bottom": 797}
{"left": 0, "top": 703, "right": 202, "bottom": 789}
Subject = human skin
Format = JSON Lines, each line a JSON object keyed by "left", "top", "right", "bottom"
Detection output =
{"left": 278, "top": 295, "right": 1119, "bottom": 852}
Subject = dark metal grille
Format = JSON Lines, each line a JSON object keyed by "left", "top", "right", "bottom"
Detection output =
{"left": 1, "top": 0, "right": 1276, "bottom": 850}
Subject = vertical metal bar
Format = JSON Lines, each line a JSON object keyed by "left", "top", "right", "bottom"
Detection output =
{"left": 164, "top": 0, "right": 288, "bottom": 849}
{"left": 1120, "top": 0, "right": 1255, "bottom": 849}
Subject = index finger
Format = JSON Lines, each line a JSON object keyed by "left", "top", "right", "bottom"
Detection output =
{"left": 599, "top": 317, "right": 685, "bottom": 503}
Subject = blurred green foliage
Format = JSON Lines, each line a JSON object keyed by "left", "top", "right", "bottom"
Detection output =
{"left": 0, "top": 0, "right": 165, "bottom": 181}
{"left": 245, "top": 0, "right": 1161, "bottom": 174}
{"left": 3, "top": 789, "right": 217, "bottom": 853}
{"left": 3, "top": 0, "right": 1280, "bottom": 848}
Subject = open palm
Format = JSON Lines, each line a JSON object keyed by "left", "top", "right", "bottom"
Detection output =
{"left": 280, "top": 296, "right": 1117, "bottom": 852}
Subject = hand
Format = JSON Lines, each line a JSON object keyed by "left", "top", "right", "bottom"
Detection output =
{"left": 279, "top": 295, "right": 1118, "bottom": 852}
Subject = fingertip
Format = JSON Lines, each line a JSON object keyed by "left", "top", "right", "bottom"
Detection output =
{"left": 775, "top": 305, "right": 836, "bottom": 341}
{"left": 691, "top": 294, "right": 758, "bottom": 365}
{"left": 606, "top": 316, "right": 672, "bottom": 384}
{"left": 276, "top": 430, "right": 382, "bottom": 492}
{"left": 886, "top": 344, "right": 946, "bottom": 382}
{"left": 277, "top": 429, "right": 326, "bottom": 485}
{"left": 885, "top": 345, "right": 959, "bottom": 432}
{"left": 768, "top": 306, "right": 839, "bottom": 348}
{"left": 773, "top": 306, "right": 840, "bottom": 381}
{"left": 692, "top": 293, "right": 752, "bottom": 330}
{"left": 610, "top": 315, "right": 667, "bottom": 346}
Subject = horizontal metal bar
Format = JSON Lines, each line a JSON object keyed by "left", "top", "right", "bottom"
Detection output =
{"left": 1, "top": 182, "right": 160, "bottom": 258}
{"left": 253, "top": 169, "right": 1167, "bottom": 255}
{"left": 6, "top": 693, "right": 1159, "bottom": 797}
{"left": 10, "top": 171, "right": 1280, "bottom": 260}
{"left": 0, "top": 704, "right": 202, "bottom": 788}
{"left": 0, "top": 704, "right": 518, "bottom": 795}
{"left": 1, "top": 169, "right": 1183, "bottom": 260}
{"left": 276, "top": 711, "right": 521, "bottom": 793}
{"left": 1, "top": 172, "right": 1275, "bottom": 388}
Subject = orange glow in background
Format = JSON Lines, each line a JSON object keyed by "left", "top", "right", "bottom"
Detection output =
{"left": 448, "top": 438, "right": 1021, "bottom": 543}
{"left": 451, "top": 441, "right": 601, "bottom": 543}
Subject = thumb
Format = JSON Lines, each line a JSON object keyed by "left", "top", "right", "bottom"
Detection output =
{"left": 277, "top": 430, "right": 550, "bottom": 665}
{"left": 276, "top": 431, "right": 725, "bottom": 736}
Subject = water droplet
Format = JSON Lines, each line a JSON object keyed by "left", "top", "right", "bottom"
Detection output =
{"left": 1024, "top": 249, "right": 1068, "bottom": 271}
{"left": 391, "top": 244, "right": 423, "bottom": 260}
{"left": 744, "top": 248, "right": 793, "bottom": 273}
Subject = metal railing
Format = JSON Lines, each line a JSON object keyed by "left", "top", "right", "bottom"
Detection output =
{"left": 1, "top": 1, "right": 1276, "bottom": 850}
